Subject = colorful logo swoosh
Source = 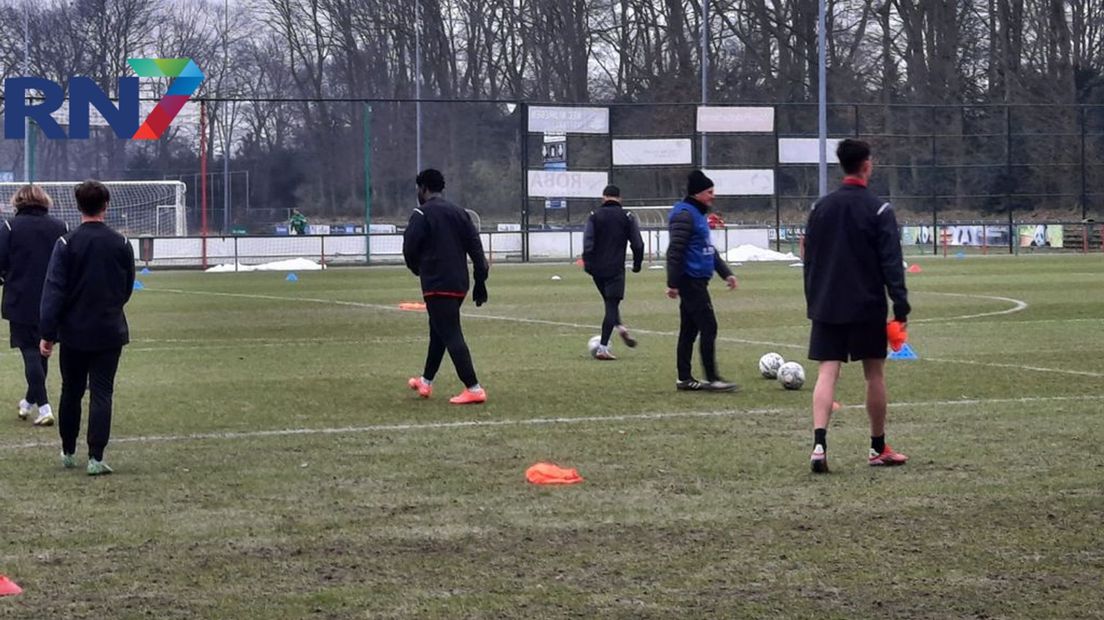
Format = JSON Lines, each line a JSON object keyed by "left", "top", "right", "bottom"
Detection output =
{"left": 126, "top": 58, "right": 205, "bottom": 140}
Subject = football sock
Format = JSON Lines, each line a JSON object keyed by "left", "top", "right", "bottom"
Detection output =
{"left": 468, "top": 384, "right": 483, "bottom": 393}
{"left": 871, "top": 435, "right": 886, "bottom": 454}
{"left": 814, "top": 428, "right": 827, "bottom": 450}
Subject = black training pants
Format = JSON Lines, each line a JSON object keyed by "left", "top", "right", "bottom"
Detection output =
{"left": 20, "top": 347, "right": 49, "bottom": 406}
{"left": 58, "top": 346, "right": 122, "bottom": 460}
{"left": 592, "top": 274, "right": 625, "bottom": 346}
{"left": 423, "top": 296, "right": 479, "bottom": 388}
{"left": 676, "top": 278, "right": 720, "bottom": 382}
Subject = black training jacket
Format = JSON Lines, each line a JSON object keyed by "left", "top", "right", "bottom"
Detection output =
{"left": 39, "top": 221, "right": 135, "bottom": 350}
{"left": 403, "top": 196, "right": 489, "bottom": 297}
{"left": 803, "top": 181, "right": 910, "bottom": 324}
{"left": 0, "top": 206, "right": 68, "bottom": 326}
{"left": 582, "top": 201, "right": 644, "bottom": 278}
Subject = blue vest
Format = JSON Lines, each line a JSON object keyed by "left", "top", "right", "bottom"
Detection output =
{"left": 669, "top": 200, "right": 716, "bottom": 279}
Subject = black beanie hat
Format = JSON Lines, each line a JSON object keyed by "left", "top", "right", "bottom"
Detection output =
{"left": 602, "top": 184, "right": 621, "bottom": 198}
{"left": 687, "top": 170, "right": 714, "bottom": 196}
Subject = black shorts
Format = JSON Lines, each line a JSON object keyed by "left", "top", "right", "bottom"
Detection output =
{"left": 9, "top": 322, "right": 40, "bottom": 350}
{"left": 592, "top": 273, "right": 625, "bottom": 300}
{"left": 808, "top": 320, "right": 887, "bottom": 362}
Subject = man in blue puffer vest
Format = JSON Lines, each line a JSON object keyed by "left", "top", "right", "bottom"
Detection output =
{"left": 665, "top": 170, "right": 739, "bottom": 392}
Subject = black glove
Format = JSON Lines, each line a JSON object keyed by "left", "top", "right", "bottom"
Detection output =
{"left": 473, "top": 280, "right": 488, "bottom": 307}
{"left": 632, "top": 263, "right": 642, "bottom": 273}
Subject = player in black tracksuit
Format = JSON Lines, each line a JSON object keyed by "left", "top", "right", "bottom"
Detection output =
{"left": 582, "top": 185, "right": 644, "bottom": 360}
{"left": 403, "top": 169, "right": 489, "bottom": 405}
{"left": 0, "top": 185, "right": 68, "bottom": 426}
{"left": 804, "top": 139, "right": 910, "bottom": 473}
{"left": 39, "top": 180, "right": 135, "bottom": 475}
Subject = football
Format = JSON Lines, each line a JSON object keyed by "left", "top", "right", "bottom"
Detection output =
{"left": 777, "top": 362, "right": 806, "bottom": 390}
{"left": 587, "top": 335, "right": 603, "bottom": 358}
{"left": 758, "top": 352, "right": 785, "bottom": 379}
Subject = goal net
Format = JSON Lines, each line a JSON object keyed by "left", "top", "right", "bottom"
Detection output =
{"left": 0, "top": 181, "right": 187, "bottom": 236}
{"left": 624, "top": 206, "right": 672, "bottom": 228}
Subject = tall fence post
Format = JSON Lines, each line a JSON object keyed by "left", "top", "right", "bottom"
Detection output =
{"left": 1006, "top": 104, "right": 1014, "bottom": 255}
{"left": 1080, "top": 105, "right": 1088, "bottom": 224}
{"left": 364, "top": 103, "right": 372, "bottom": 264}
{"left": 520, "top": 101, "right": 530, "bottom": 262}
{"left": 200, "top": 99, "right": 209, "bottom": 269}
{"left": 773, "top": 105, "right": 781, "bottom": 252}
{"left": 931, "top": 107, "right": 938, "bottom": 256}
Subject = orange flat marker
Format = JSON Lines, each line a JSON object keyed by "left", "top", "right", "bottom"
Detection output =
{"left": 526, "top": 462, "right": 584, "bottom": 485}
{"left": 0, "top": 575, "right": 23, "bottom": 596}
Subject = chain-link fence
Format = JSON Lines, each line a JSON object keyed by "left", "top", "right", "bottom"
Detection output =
{"left": 2, "top": 99, "right": 1102, "bottom": 255}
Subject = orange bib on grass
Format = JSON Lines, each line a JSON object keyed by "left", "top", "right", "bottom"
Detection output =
{"left": 526, "top": 462, "right": 584, "bottom": 485}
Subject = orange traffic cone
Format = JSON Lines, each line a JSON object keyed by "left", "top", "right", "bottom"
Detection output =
{"left": 907, "top": 264, "right": 922, "bottom": 274}
{"left": 0, "top": 575, "right": 23, "bottom": 596}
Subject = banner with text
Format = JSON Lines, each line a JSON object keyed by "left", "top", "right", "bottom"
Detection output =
{"left": 527, "top": 170, "right": 609, "bottom": 198}
{"left": 529, "top": 106, "right": 610, "bottom": 134}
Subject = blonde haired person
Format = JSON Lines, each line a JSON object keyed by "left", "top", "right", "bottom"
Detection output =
{"left": 0, "top": 184, "right": 68, "bottom": 425}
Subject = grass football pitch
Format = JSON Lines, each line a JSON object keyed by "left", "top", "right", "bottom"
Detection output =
{"left": 1, "top": 256, "right": 1102, "bottom": 619}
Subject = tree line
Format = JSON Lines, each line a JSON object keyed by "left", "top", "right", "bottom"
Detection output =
{"left": 0, "top": 0, "right": 1101, "bottom": 227}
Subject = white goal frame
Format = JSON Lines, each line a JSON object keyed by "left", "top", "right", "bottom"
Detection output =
{"left": 0, "top": 181, "right": 187, "bottom": 236}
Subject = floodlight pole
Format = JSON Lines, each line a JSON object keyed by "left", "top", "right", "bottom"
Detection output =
{"left": 817, "top": 0, "right": 828, "bottom": 197}
{"left": 23, "top": 5, "right": 31, "bottom": 183}
{"left": 415, "top": 0, "right": 423, "bottom": 173}
{"left": 223, "top": 0, "right": 231, "bottom": 234}
{"left": 700, "top": 0, "right": 709, "bottom": 167}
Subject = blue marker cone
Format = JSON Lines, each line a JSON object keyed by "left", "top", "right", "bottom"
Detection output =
{"left": 888, "top": 343, "right": 918, "bottom": 360}
{"left": 140, "top": 267, "right": 151, "bottom": 275}
{"left": 133, "top": 279, "right": 145, "bottom": 290}
{"left": 286, "top": 273, "right": 298, "bottom": 282}
{"left": 955, "top": 251, "right": 966, "bottom": 259}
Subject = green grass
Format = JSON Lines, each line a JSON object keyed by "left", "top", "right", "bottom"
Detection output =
{"left": 1, "top": 256, "right": 1102, "bottom": 619}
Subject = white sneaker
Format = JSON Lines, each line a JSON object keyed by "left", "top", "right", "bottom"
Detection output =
{"left": 18, "top": 399, "right": 33, "bottom": 420}
{"left": 33, "top": 404, "right": 55, "bottom": 427}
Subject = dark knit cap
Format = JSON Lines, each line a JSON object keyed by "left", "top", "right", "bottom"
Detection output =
{"left": 602, "top": 184, "right": 621, "bottom": 198}
{"left": 687, "top": 170, "right": 714, "bottom": 196}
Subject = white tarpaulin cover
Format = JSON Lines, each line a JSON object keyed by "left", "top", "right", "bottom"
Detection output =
{"left": 724, "top": 245, "right": 800, "bottom": 262}
{"left": 205, "top": 258, "right": 326, "bottom": 273}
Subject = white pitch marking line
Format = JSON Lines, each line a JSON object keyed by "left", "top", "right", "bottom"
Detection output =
{"left": 924, "top": 357, "right": 1104, "bottom": 378}
{"left": 1, "top": 394, "right": 1101, "bottom": 453}
{"left": 912, "top": 292, "right": 1029, "bottom": 323}
{"left": 149, "top": 288, "right": 804, "bottom": 351}
{"left": 146, "top": 288, "right": 1096, "bottom": 378}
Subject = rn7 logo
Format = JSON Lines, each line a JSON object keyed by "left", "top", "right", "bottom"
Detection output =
{"left": 4, "top": 58, "right": 204, "bottom": 140}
